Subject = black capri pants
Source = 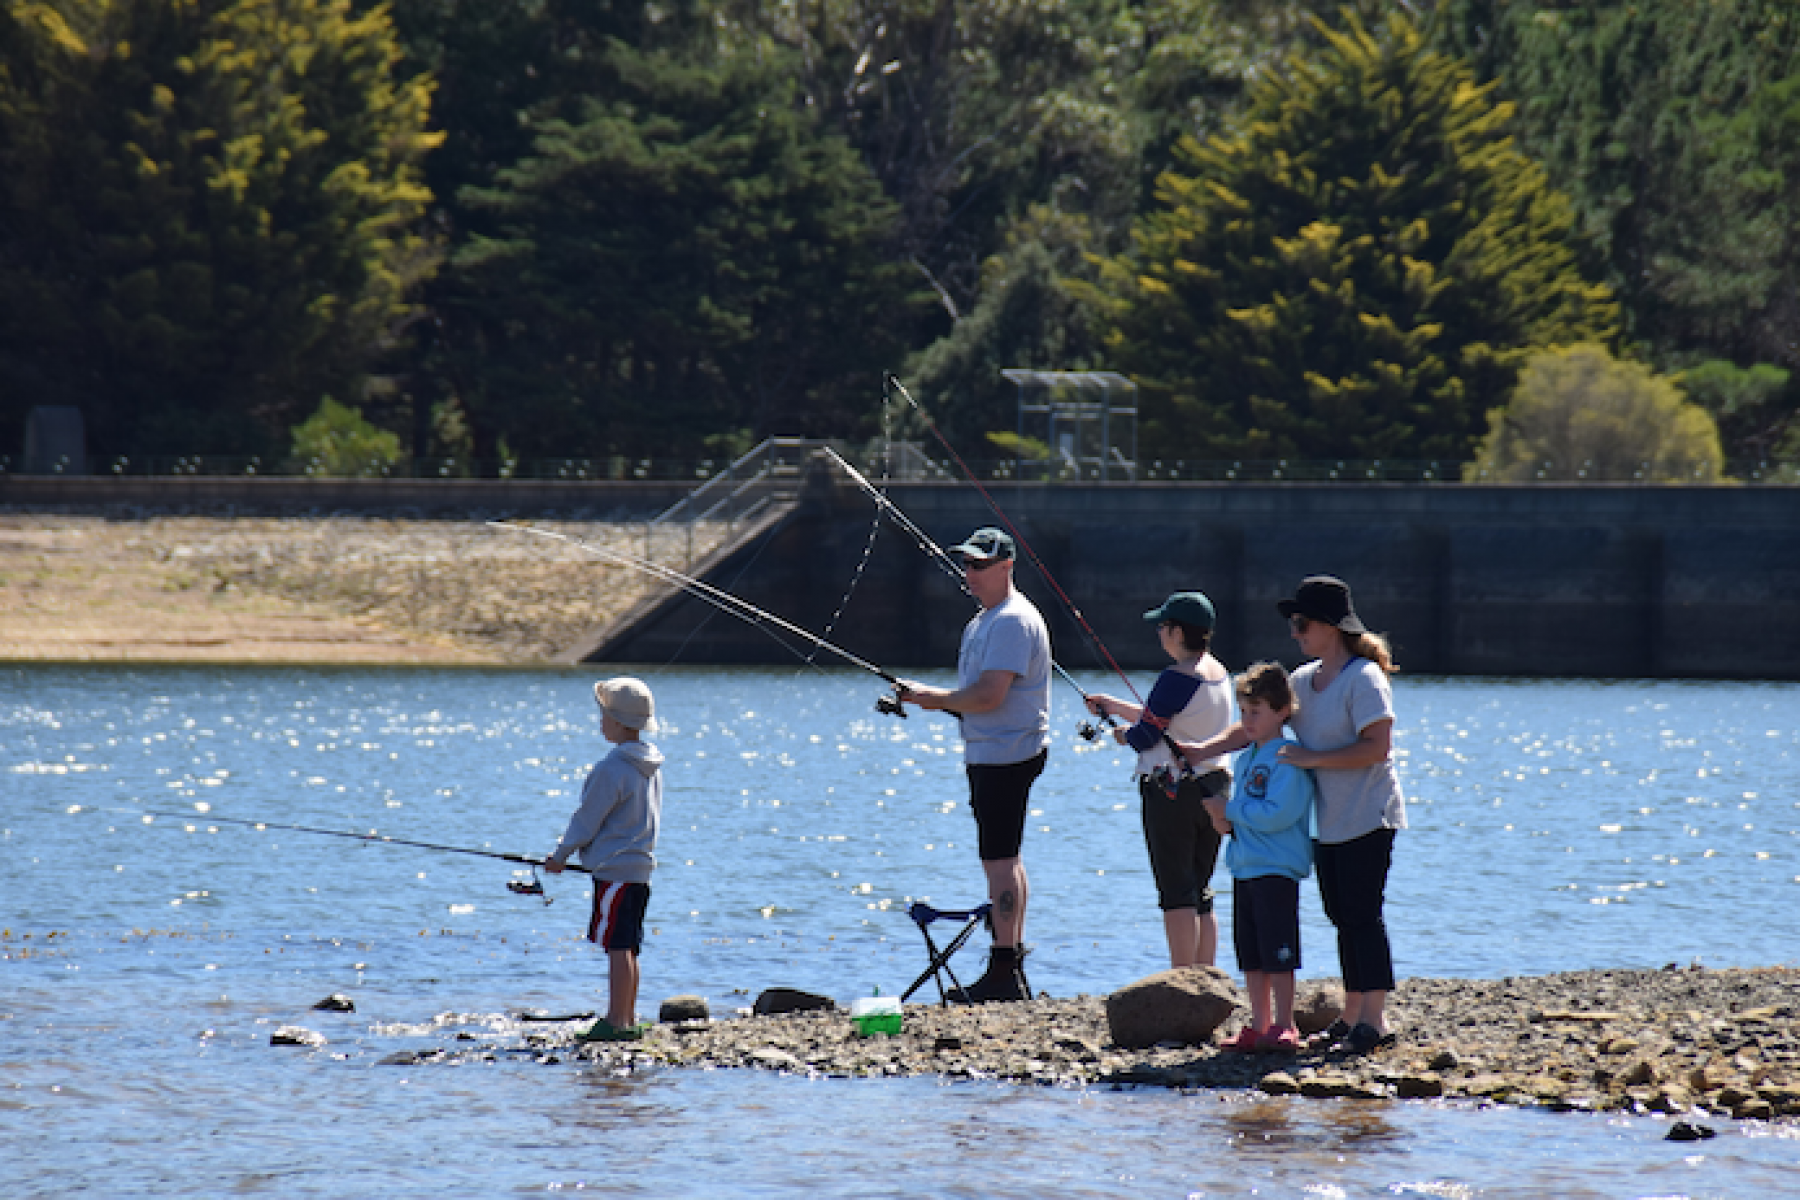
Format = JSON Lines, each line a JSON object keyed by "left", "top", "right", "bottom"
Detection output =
{"left": 1314, "top": 826, "right": 1397, "bottom": 993}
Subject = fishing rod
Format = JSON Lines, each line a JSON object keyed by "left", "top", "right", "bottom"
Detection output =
{"left": 823, "top": 444, "right": 1123, "bottom": 741}
{"left": 488, "top": 522, "right": 914, "bottom": 718}
{"left": 882, "top": 373, "right": 1144, "bottom": 707}
{"left": 139, "top": 808, "right": 581, "bottom": 902}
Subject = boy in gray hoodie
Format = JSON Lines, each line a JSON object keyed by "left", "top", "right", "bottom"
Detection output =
{"left": 545, "top": 676, "right": 665, "bottom": 1042}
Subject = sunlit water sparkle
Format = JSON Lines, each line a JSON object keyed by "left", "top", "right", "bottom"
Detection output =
{"left": 3, "top": 665, "right": 1797, "bottom": 1197}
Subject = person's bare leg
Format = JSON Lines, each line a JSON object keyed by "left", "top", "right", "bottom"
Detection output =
{"left": 1163, "top": 907, "right": 1200, "bottom": 968}
{"left": 607, "top": 948, "right": 639, "bottom": 1027}
{"left": 982, "top": 856, "right": 1027, "bottom": 947}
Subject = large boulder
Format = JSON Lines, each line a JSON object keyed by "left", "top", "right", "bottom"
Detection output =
{"left": 1105, "top": 967, "right": 1240, "bottom": 1049}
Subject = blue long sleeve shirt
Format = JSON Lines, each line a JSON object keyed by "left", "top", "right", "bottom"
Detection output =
{"left": 1223, "top": 738, "right": 1315, "bottom": 882}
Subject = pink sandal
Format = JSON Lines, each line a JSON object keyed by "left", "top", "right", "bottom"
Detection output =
{"left": 1219, "top": 1026, "right": 1265, "bottom": 1053}
{"left": 1258, "top": 1025, "right": 1301, "bottom": 1053}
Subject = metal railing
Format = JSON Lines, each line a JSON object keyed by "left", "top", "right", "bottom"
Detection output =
{"left": 2, "top": 450, "right": 1793, "bottom": 485}
{"left": 643, "top": 438, "right": 822, "bottom": 567}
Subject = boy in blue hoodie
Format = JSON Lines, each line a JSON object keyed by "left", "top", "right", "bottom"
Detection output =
{"left": 1205, "top": 662, "right": 1316, "bottom": 1053}
{"left": 545, "top": 676, "right": 665, "bottom": 1043}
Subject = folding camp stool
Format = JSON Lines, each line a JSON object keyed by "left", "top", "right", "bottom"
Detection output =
{"left": 900, "top": 901, "right": 992, "bottom": 1005}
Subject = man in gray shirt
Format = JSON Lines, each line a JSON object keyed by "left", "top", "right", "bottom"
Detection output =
{"left": 898, "top": 527, "right": 1051, "bottom": 1002}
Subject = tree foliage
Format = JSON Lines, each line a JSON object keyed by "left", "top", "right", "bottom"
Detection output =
{"left": 1094, "top": 8, "right": 1618, "bottom": 462}
{"left": 0, "top": 0, "right": 440, "bottom": 458}
{"left": 1465, "top": 344, "right": 1724, "bottom": 484}
{"left": 1439, "top": 3, "right": 1800, "bottom": 374}
{"left": 443, "top": 38, "right": 914, "bottom": 458}
{"left": 290, "top": 396, "right": 403, "bottom": 476}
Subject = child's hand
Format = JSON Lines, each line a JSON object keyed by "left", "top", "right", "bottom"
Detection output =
{"left": 544, "top": 858, "right": 565, "bottom": 874}
{"left": 1110, "top": 726, "right": 1130, "bottom": 745}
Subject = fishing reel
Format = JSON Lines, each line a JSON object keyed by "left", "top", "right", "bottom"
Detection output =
{"left": 874, "top": 690, "right": 908, "bottom": 719}
{"left": 1075, "top": 716, "right": 1105, "bottom": 742}
{"left": 508, "top": 865, "right": 553, "bottom": 905}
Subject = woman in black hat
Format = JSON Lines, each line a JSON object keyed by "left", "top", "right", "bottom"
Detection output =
{"left": 1272, "top": 576, "right": 1405, "bottom": 1054}
{"left": 1179, "top": 575, "right": 1406, "bottom": 1055}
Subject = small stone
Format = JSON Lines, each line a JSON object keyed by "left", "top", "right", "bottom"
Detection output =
{"left": 1665, "top": 1121, "right": 1717, "bottom": 1142}
{"left": 749, "top": 1048, "right": 804, "bottom": 1071}
{"left": 1395, "top": 1073, "right": 1445, "bottom": 1099}
{"left": 935, "top": 1035, "right": 965, "bottom": 1052}
{"left": 752, "top": 987, "right": 836, "bottom": 1016}
{"left": 270, "top": 1025, "right": 325, "bottom": 1047}
{"left": 1259, "top": 1071, "right": 1300, "bottom": 1096}
{"left": 1600, "top": 1036, "right": 1641, "bottom": 1055}
{"left": 312, "top": 993, "right": 355, "bottom": 1012}
{"left": 1620, "top": 1059, "right": 1658, "bottom": 1087}
{"left": 1293, "top": 981, "right": 1344, "bottom": 1036}
{"left": 1427, "top": 1048, "right": 1459, "bottom": 1071}
{"left": 1733, "top": 1099, "right": 1775, "bottom": 1121}
{"left": 659, "top": 994, "right": 710, "bottom": 1023}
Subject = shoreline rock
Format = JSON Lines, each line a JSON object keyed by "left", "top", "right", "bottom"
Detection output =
{"left": 530, "top": 965, "right": 1799, "bottom": 1122}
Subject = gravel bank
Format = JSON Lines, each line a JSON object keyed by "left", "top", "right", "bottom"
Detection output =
{"left": 369, "top": 966, "right": 1800, "bottom": 1122}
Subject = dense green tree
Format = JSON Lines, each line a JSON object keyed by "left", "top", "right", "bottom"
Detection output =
{"left": 1437, "top": 2, "right": 1800, "bottom": 380}
{"left": 0, "top": 0, "right": 439, "bottom": 459}
{"left": 1092, "top": 9, "right": 1617, "bottom": 462}
{"left": 445, "top": 39, "right": 915, "bottom": 458}
{"left": 1465, "top": 344, "right": 1724, "bottom": 483}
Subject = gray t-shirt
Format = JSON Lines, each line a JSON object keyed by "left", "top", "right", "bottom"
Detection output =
{"left": 1288, "top": 657, "right": 1406, "bottom": 844}
{"left": 956, "top": 589, "right": 1051, "bottom": 766}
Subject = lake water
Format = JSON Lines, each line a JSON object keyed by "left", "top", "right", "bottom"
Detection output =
{"left": 4, "top": 664, "right": 1798, "bottom": 1197}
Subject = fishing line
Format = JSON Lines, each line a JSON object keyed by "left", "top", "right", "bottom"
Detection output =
{"left": 805, "top": 390, "right": 899, "bottom": 668}
{"left": 489, "top": 522, "right": 908, "bottom": 692}
{"left": 135, "top": 808, "right": 583, "bottom": 901}
{"left": 882, "top": 373, "right": 1144, "bottom": 704}
{"left": 821, "top": 443, "right": 1123, "bottom": 741}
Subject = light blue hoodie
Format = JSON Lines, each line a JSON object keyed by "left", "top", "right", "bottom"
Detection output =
{"left": 553, "top": 739, "right": 664, "bottom": 883}
{"left": 1223, "top": 737, "right": 1315, "bottom": 882}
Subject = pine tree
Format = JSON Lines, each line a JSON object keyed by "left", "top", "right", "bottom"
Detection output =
{"left": 1093, "top": 8, "right": 1617, "bottom": 462}
{"left": 446, "top": 39, "right": 913, "bottom": 458}
{"left": 0, "top": 0, "right": 439, "bottom": 458}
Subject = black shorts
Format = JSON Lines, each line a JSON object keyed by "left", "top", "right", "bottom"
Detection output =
{"left": 587, "top": 879, "right": 651, "bottom": 953}
{"left": 1140, "top": 768, "right": 1229, "bottom": 913}
{"left": 966, "top": 749, "right": 1047, "bottom": 860}
{"left": 1232, "top": 874, "right": 1301, "bottom": 974}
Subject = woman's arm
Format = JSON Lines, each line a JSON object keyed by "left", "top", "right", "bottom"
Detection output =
{"left": 1277, "top": 718, "right": 1391, "bottom": 770}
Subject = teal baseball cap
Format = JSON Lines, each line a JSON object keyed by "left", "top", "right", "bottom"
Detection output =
{"left": 1144, "top": 591, "right": 1216, "bottom": 632}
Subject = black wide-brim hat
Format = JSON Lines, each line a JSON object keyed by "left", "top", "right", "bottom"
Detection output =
{"left": 1276, "top": 575, "right": 1367, "bottom": 635}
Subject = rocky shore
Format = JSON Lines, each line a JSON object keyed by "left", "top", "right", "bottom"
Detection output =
{"left": 355, "top": 965, "right": 1800, "bottom": 1125}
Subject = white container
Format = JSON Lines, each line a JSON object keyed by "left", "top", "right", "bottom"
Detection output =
{"left": 850, "top": 995, "right": 902, "bottom": 1036}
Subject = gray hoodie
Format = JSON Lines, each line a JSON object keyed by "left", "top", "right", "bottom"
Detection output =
{"left": 553, "top": 739, "right": 663, "bottom": 883}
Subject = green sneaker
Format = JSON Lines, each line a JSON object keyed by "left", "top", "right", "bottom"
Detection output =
{"left": 578, "top": 1018, "right": 647, "bottom": 1043}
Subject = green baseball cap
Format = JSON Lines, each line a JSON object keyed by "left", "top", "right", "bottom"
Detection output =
{"left": 1144, "top": 591, "right": 1216, "bottom": 632}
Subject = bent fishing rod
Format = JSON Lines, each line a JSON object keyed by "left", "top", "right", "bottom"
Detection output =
{"left": 824, "top": 439, "right": 1126, "bottom": 741}
{"left": 139, "top": 808, "right": 581, "bottom": 901}
{"left": 882, "top": 373, "right": 1144, "bottom": 708}
{"left": 488, "top": 522, "right": 915, "bottom": 718}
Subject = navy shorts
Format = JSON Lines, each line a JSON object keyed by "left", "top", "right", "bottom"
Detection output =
{"left": 1140, "top": 769, "right": 1228, "bottom": 913}
{"left": 1232, "top": 874, "right": 1301, "bottom": 974}
{"left": 587, "top": 879, "right": 651, "bottom": 953}
{"left": 966, "top": 749, "right": 1047, "bottom": 860}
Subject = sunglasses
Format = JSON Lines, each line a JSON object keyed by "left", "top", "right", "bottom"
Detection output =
{"left": 1288, "top": 614, "right": 1313, "bottom": 633}
{"left": 962, "top": 557, "right": 1003, "bottom": 571}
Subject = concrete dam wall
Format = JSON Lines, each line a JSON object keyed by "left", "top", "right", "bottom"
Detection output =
{"left": 587, "top": 467, "right": 1800, "bottom": 680}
